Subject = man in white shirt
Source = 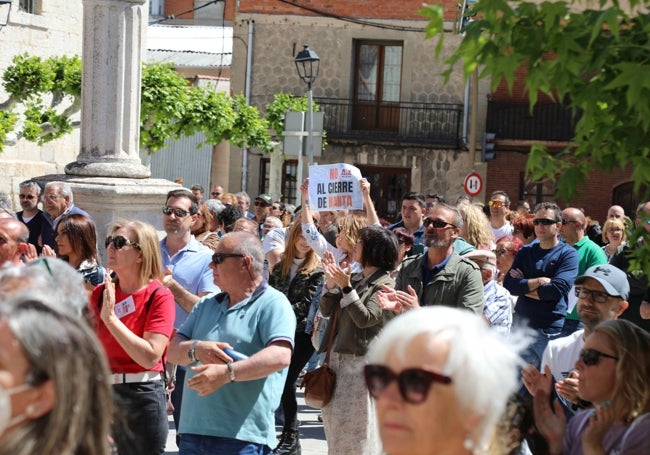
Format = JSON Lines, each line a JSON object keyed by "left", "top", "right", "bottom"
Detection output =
{"left": 488, "top": 190, "right": 514, "bottom": 240}
{"left": 522, "top": 264, "right": 629, "bottom": 410}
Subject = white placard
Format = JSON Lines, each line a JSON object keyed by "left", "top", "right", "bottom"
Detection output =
{"left": 308, "top": 164, "right": 363, "bottom": 210}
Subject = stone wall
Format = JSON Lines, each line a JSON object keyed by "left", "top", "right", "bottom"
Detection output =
{"left": 0, "top": 0, "right": 83, "bottom": 208}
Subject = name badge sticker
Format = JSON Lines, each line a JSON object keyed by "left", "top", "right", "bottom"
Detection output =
{"left": 114, "top": 295, "right": 137, "bottom": 318}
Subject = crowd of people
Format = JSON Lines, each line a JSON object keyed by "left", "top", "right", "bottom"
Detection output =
{"left": 0, "top": 179, "right": 649, "bottom": 455}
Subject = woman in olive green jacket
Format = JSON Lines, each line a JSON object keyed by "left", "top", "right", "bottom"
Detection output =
{"left": 319, "top": 225, "right": 399, "bottom": 454}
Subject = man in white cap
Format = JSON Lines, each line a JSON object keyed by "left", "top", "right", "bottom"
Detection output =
{"left": 464, "top": 249, "right": 512, "bottom": 336}
{"left": 522, "top": 263, "right": 629, "bottom": 413}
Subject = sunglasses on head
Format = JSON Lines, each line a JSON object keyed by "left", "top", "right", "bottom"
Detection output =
{"left": 162, "top": 205, "right": 190, "bottom": 218}
{"left": 212, "top": 252, "right": 245, "bottom": 265}
{"left": 423, "top": 218, "right": 457, "bottom": 229}
{"left": 579, "top": 348, "right": 619, "bottom": 366}
{"left": 105, "top": 235, "right": 140, "bottom": 250}
{"left": 533, "top": 218, "right": 558, "bottom": 226}
{"left": 363, "top": 364, "right": 452, "bottom": 404}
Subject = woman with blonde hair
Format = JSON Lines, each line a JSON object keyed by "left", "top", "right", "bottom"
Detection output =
{"left": 458, "top": 202, "right": 494, "bottom": 250}
{"left": 269, "top": 221, "right": 324, "bottom": 454}
{"left": 534, "top": 319, "right": 650, "bottom": 454}
{"left": 90, "top": 220, "right": 175, "bottom": 455}
{"left": 601, "top": 217, "right": 627, "bottom": 262}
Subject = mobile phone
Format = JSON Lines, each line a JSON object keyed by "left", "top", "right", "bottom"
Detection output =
{"left": 223, "top": 348, "right": 249, "bottom": 362}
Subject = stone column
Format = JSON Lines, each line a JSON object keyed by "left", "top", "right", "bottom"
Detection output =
{"left": 65, "top": 0, "right": 150, "bottom": 178}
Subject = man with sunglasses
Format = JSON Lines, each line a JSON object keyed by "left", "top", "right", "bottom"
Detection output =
{"left": 167, "top": 231, "right": 295, "bottom": 454}
{"left": 16, "top": 180, "right": 45, "bottom": 254}
{"left": 380, "top": 203, "right": 484, "bottom": 314}
{"left": 504, "top": 202, "right": 579, "bottom": 369}
{"left": 159, "top": 189, "right": 220, "bottom": 439}
{"left": 488, "top": 190, "right": 514, "bottom": 240}
{"left": 559, "top": 207, "right": 607, "bottom": 337}
{"left": 522, "top": 264, "right": 629, "bottom": 414}
{"left": 251, "top": 194, "right": 273, "bottom": 239}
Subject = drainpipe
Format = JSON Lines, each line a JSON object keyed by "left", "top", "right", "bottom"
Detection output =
{"left": 462, "top": 78, "right": 470, "bottom": 147}
{"left": 241, "top": 19, "right": 254, "bottom": 192}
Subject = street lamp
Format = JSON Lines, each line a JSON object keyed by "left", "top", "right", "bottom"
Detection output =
{"left": 294, "top": 45, "right": 320, "bottom": 166}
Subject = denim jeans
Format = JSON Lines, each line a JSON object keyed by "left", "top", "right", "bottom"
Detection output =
{"left": 112, "top": 380, "right": 168, "bottom": 455}
{"left": 179, "top": 434, "right": 271, "bottom": 455}
{"left": 281, "top": 331, "right": 315, "bottom": 431}
{"left": 522, "top": 327, "right": 563, "bottom": 369}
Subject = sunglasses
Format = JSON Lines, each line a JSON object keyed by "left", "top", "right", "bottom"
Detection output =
{"left": 561, "top": 219, "right": 578, "bottom": 225}
{"left": 211, "top": 192, "right": 222, "bottom": 197}
{"left": 423, "top": 218, "right": 457, "bottom": 229}
{"left": 254, "top": 201, "right": 269, "bottom": 207}
{"left": 363, "top": 364, "right": 452, "bottom": 404}
{"left": 212, "top": 252, "right": 245, "bottom": 265}
{"left": 492, "top": 248, "right": 510, "bottom": 257}
{"left": 579, "top": 348, "right": 618, "bottom": 366}
{"left": 105, "top": 235, "right": 140, "bottom": 250}
{"left": 19, "top": 194, "right": 36, "bottom": 200}
{"left": 533, "top": 218, "right": 558, "bottom": 226}
{"left": 162, "top": 205, "right": 190, "bottom": 218}
{"left": 488, "top": 200, "right": 505, "bottom": 208}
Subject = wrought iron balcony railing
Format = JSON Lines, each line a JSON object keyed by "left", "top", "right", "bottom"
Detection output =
{"left": 314, "top": 97, "right": 463, "bottom": 147}
{"left": 486, "top": 99, "right": 581, "bottom": 142}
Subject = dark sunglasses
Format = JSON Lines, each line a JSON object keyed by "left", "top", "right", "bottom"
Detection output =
{"left": 212, "top": 252, "right": 245, "bottom": 265}
{"left": 533, "top": 218, "right": 557, "bottom": 226}
{"left": 423, "top": 218, "right": 457, "bottom": 230}
{"left": 105, "top": 235, "right": 140, "bottom": 250}
{"left": 211, "top": 192, "right": 222, "bottom": 197}
{"left": 254, "top": 201, "right": 269, "bottom": 207}
{"left": 579, "top": 348, "right": 619, "bottom": 366}
{"left": 561, "top": 219, "right": 578, "bottom": 225}
{"left": 363, "top": 364, "right": 452, "bottom": 404}
{"left": 162, "top": 205, "right": 190, "bottom": 218}
{"left": 19, "top": 194, "right": 36, "bottom": 200}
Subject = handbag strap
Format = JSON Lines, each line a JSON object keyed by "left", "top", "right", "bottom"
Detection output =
{"left": 322, "top": 305, "right": 340, "bottom": 365}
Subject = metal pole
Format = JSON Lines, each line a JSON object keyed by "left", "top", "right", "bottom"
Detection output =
{"left": 241, "top": 20, "right": 254, "bottom": 192}
{"left": 467, "top": 68, "right": 479, "bottom": 169}
{"left": 307, "top": 82, "right": 314, "bottom": 166}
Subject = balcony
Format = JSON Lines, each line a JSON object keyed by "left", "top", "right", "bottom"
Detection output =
{"left": 314, "top": 97, "right": 463, "bottom": 148}
{"left": 486, "top": 99, "right": 581, "bottom": 142}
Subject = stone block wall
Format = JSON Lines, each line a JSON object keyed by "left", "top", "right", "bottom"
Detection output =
{"left": 0, "top": 0, "right": 83, "bottom": 208}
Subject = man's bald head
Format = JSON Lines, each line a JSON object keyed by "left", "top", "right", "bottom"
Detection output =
{"left": 0, "top": 218, "right": 29, "bottom": 266}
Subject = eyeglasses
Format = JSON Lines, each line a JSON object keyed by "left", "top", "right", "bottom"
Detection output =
{"left": 363, "top": 364, "right": 452, "bottom": 404}
{"left": 579, "top": 348, "right": 618, "bottom": 366}
{"left": 423, "top": 218, "right": 457, "bottom": 229}
{"left": 271, "top": 205, "right": 280, "bottom": 210}
{"left": 212, "top": 252, "right": 245, "bottom": 265}
{"left": 211, "top": 192, "right": 222, "bottom": 197}
{"left": 105, "top": 235, "right": 141, "bottom": 250}
{"left": 533, "top": 218, "right": 557, "bottom": 226}
{"left": 254, "top": 201, "right": 269, "bottom": 207}
{"left": 19, "top": 194, "right": 36, "bottom": 200}
{"left": 492, "top": 248, "right": 511, "bottom": 257}
{"left": 162, "top": 206, "right": 190, "bottom": 218}
{"left": 575, "top": 287, "right": 616, "bottom": 304}
{"left": 488, "top": 200, "right": 505, "bottom": 208}
{"left": 561, "top": 219, "right": 578, "bottom": 225}
{"left": 42, "top": 194, "right": 62, "bottom": 201}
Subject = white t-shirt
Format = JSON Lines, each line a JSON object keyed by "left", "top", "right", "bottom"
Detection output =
{"left": 490, "top": 221, "right": 514, "bottom": 241}
{"left": 541, "top": 329, "right": 584, "bottom": 381}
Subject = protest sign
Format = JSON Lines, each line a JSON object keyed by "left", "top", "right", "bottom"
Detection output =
{"left": 308, "top": 164, "right": 363, "bottom": 210}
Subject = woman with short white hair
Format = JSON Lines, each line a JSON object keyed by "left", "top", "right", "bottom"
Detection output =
{"left": 364, "top": 306, "right": 528, "bottom": 454}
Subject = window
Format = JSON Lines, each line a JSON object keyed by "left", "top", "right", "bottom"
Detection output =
{"left": 353, "top": 41, "right": 403, "bottom": 131}
{"left": 19, "top": 0, "right": 36, "bottom": 14}
{"left": 260, "top": 159, "right": 299, "bottom": 205}
{"left": 149, "top": 0, "right": 164, "bottom": 17}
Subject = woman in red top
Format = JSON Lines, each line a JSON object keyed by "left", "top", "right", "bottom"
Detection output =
{"left": 91, "top": 220, "right": 175, "bottom": 455}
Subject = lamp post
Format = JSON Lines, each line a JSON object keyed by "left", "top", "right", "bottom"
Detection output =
{"left": 294, "top": 45, "right": 320, "bottom": 167}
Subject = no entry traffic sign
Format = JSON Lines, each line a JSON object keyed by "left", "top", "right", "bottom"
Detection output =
{"left": 464, "top": 172, "right": 483, "bottom": 197}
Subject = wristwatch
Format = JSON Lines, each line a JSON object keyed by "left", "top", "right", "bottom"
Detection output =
{"left": 226, "top": 362, "right": 236, "bottom": 382}
{"left": 187, "top": 340, "right": 199, "bottom": 363}
{"left": 342, "top": 285, "right": 353, "bottom": 294}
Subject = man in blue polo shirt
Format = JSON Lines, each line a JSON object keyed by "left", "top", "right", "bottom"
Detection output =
{"left": 159, "top": 189, "right": 219, "bottom": 440}
{"left": 168, "top": 231, "right": 295, "bottom": 454}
